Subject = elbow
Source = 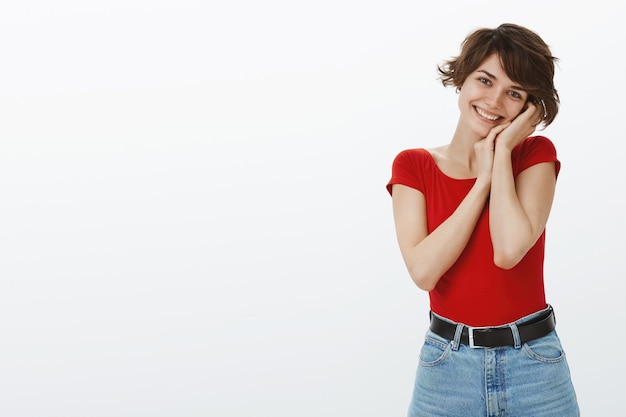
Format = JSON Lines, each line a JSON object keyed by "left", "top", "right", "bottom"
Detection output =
{"left": 493, "top": 249, "right": 524, "bottom": 270}
{"left": 416, "top": 280, "right": 437, "bottom": 292}
{"left": 408, "top": 267, "right": 438, "bottom": 292}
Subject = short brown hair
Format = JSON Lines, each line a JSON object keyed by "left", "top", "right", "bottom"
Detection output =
{"left": 438, "top": 23, "right": 559, "bottom": 127}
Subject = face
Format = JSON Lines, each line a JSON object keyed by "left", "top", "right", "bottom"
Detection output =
{"left": 457, "top": 53, "right": 529, "bottom": 138}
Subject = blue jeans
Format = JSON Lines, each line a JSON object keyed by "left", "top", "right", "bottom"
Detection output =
{"left": 408, "top": 306, "right": 579, "bottom": 417}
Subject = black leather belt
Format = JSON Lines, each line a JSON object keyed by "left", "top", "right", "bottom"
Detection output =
{"left": 429, "top": 307, "right": 556, "bottom": 348}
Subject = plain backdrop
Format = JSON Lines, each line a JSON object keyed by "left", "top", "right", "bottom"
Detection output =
{"left": 1, "top": 1, "right": 624, "bottom": 416}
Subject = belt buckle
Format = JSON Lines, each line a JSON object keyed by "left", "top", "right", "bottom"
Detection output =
{"left": 467, "top": 326, "right": 489, "bottom": 348}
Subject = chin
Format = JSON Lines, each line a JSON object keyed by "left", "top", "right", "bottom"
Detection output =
{"left": 470, "top": 122, "right": 493, "bottom": 138}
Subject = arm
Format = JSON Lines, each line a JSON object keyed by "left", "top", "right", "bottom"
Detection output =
{"left": 391, "top": 126, "right": 506, "bottom": 291}
{"left": 392, "top": 180, "right": 489, "bottom": 291}
{"left": 489, "top": 103, "right": 557, "bottom": 269}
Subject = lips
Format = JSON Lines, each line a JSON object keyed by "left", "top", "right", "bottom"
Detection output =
{"left": 474, "top": 106, "right": 501, "bottom": 121}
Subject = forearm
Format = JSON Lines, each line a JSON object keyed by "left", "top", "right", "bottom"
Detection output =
{"left": 404, "top": 179, "right": 490, "bottom": 290}
{"left": 489, "top": 148, "right": 534, "bottom": 268}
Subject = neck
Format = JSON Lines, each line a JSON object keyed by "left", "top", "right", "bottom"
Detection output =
{"left": 447, "top": 117, "right": 483, "bottom": 166}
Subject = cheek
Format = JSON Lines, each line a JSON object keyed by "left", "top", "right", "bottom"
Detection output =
{"left": 457, "top": 89, "right": 473, "bottom": 109}
{"left": 510, "top": 102, "right": 526, "bottom": 117}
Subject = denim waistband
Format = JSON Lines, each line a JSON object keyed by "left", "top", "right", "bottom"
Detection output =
{"left": 431, "top": 304, "right": 553, "bottom": 329}
{"left": 430, "top": 305, "right": 555, "bottom": 349}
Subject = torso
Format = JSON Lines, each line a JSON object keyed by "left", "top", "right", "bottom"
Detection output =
{"left": 386, "top": 136, "right": 560, "bottom": 325}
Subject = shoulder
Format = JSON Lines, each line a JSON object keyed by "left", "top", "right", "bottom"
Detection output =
{"left": 512, "top": 136, "right": 560, "bottom": 177}
{"left": 387, "top": 148, "right": 433, "bottom": 195}
{"left": 393, "top": 148, "right": 430, "bottom": 161}
{"left": 391, "top": 148, "right": 435, "bottom": 170}
{"left": 515, "top": 135, "right": 556, "bottom": 153}
{"left": 513, "top": 136, "right": 556, "bottom": 158}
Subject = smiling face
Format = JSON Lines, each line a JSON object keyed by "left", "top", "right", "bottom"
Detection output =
{"left": 457, "top": 53, "right": 529, "bottom": 139}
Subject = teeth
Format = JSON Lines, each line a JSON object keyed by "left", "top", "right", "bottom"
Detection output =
{"left": 476, "top": 107, "right": 499, "bottom": 121}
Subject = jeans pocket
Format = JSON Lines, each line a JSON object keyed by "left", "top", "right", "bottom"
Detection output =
{"left": 522, "top": 331, "right": 566, "bottom": 364}
{"left": 418, "top": 332, "right": 452, "bottom": 367}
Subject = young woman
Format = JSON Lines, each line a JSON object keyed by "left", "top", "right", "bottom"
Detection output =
{"left": 386, "top": 24, "right": 579, "bottom": 416}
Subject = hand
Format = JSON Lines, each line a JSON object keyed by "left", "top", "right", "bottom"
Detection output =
{"left": 474, "top": 122, "right": 510, "bottom": 180}
{"left": 492, "top": 101, "right": 544, "bottom": 152}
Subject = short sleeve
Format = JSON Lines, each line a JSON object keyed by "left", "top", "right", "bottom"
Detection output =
{"left": 512, "top": 136, "right": 561, "bottom": 178}
{"left": 386, "top": 149, "right": 427, "bottom": 196}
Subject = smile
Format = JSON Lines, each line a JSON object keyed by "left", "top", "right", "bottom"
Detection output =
{"left": 475, "top": 106, "right": 501, "bottom": 121}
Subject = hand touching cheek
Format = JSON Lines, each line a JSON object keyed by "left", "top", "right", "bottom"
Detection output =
{"left": 495, "top": 102, "right": 543, "bottom": 151}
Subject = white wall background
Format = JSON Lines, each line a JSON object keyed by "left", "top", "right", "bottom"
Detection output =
{"left": 1, "top": 1, "right": 623, "bottom": 416}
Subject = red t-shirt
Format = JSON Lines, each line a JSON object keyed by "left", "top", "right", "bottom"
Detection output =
{"left": 386, "top": 136, "right": 561, "bottom": 326}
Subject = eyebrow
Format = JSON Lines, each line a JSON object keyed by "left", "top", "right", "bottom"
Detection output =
{"left": 477, "top": 69, "right": 526, "bottom": 91}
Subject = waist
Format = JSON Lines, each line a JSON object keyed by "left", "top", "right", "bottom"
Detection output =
{"left": 429, "top": 305, "right": 556, "bottom": 348}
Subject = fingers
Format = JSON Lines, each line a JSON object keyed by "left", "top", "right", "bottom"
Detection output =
{"left": 523, "top": 101, "right": 544, "bottom": 126}
{"left": 475, "top": 123, "right": 510, "bottom": 156}
{"left": 536, "top": 100, "right": 546, "bottom": 125}
{"left": 487, "top": 122, "right": 511, "bottom": 140}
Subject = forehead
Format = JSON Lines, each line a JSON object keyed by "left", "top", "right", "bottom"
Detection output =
{"left": 476, "top": 54, "right": 507, "bottom": 76}
{"left": 475, "top": 54, "right": 520, "bottom": 87}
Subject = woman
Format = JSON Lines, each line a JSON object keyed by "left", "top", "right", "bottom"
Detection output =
{"left": 386, "top": 23, "right": 579, "bottom": 416}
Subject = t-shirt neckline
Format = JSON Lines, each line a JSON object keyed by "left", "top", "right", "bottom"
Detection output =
{"left": 424, "top": 149, "right": 478, "bottom": 182}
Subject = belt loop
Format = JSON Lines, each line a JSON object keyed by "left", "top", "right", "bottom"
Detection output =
{"left": 510, "top": 323, "right": 521, "bottom": 349}
{"left": 452, "top": 324, "right": 464, "bottom": 351}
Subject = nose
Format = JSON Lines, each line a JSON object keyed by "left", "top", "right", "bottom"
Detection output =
{"left": 485, "top": 89, "right": 505, "bottom": 109}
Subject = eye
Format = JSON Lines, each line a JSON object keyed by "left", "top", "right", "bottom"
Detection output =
{"left": 478, "top": 77, "right": 491, "bottom": 85}
{"left": 508, "top": 90, "right": 523, "bottom": 99}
